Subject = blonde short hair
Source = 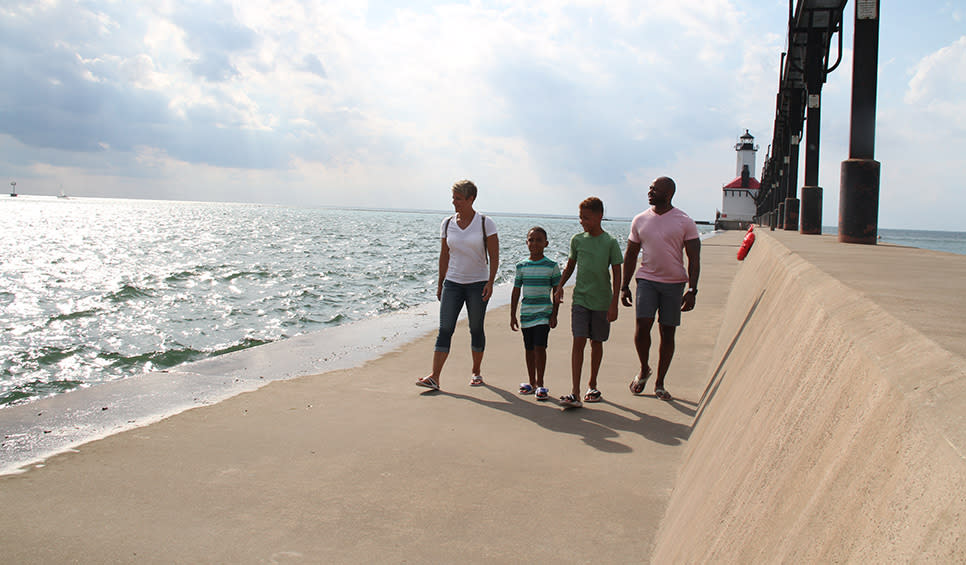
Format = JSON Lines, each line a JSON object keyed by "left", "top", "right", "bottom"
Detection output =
{"left": 452, "top": 179, "right": 478, "bottom": 200}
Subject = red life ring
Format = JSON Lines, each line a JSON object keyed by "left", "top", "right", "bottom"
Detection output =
{"left": 737, "top": 226, "right": 756, "bottom": 260}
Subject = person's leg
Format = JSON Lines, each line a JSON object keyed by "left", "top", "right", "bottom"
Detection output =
{"left": 524, "top": 349, "right": 536, "bottom": 386}
{"left": 634, "top": 279, "right": 661, "bottom": 381}
{"left": 531, "top": 325, "right": 549, "bottom": 388}
{"left": 430, "top": 280, "right": 466, "bottom": 384}
{"left": 465, "top": 281, "right": 488, "bottom": 377}
{"left": 588, "top": 339, "right": 603, "bottom": 391}
{"left": 635, "top": 317, "right": 656, "bottom": 377}
{"left": 656, "top": 324, "right": 677, "bottom": 389}
{"left": 534, "top": 347, "right": 547, "bottom": 387}
{"left": 571, "top": 336, "right": 586, "bottom": 397}
{"left": 653, "top": 282, "right": 684, "bottom": 398}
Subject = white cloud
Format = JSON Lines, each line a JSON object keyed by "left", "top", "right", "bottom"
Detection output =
{"left": 905, "top": 36, "right": 966, "bottom": 130}
{"left": 1, "top": 1, "right": 964, "bottom": 230}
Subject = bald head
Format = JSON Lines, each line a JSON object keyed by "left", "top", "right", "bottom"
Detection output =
{"left": 654, "top": 176, "right": 676, "bottom": 195}
{"left": 648, "top": 176, "right": 676, "bottom": 211}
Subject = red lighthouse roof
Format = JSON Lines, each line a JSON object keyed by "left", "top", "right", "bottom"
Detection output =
{"left": 723, "top": 176, "right": 760, "bottom": 189}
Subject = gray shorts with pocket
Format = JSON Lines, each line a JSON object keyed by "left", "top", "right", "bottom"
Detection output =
{"left": 636, "top": 278, "right": 686, "bottom": 327}
{"left": 571, "top": 304, "right": 610, "bottom": 342}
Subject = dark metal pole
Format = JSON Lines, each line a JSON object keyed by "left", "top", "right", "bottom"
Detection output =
{"left": 839, "top": 0, "right": 881, "bottom": 244}
{"left": 801, "top": 26, "right": 825, "bottom": 234}
{"left": 784, "top": 134, "right": 800, "bottom": 230}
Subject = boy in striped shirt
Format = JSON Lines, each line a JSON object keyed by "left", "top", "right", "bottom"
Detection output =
{"left": 510, "top": 227, "right": 562, "bottom": 400}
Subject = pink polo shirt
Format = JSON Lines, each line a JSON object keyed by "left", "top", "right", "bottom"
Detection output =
{"left": 628, "top": 207, "right": 699, "bottom": 283}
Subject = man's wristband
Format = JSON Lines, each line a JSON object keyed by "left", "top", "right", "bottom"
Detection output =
{"left": 688, "top": 288, "right": 698, "bottom": 296}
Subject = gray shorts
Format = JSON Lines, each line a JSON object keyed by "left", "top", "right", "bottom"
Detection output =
{"left": 571, "top": 304, "right": 610, "bottom": 342}
{"left": 636, "top": 278, "right": 686, "bottom": 326}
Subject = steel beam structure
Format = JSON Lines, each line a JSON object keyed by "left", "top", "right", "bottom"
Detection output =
{"left": 756, "top": 0, "right": 847, "bottom": 234}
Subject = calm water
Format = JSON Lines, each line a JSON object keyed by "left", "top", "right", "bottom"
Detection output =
{"left": 0, "top": 196, "right": 642, "bottom": 408}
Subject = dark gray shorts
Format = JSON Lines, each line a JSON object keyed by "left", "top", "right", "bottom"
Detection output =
{"left": 571, "top": 304, "right": 610, "bottom": 342}
{"left": 636, "top": 278, "right": 686, "bottom": 326}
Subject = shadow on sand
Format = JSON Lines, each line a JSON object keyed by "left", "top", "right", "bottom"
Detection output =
{"left": 421, "top": 384, "right": 693, "bottom": 454}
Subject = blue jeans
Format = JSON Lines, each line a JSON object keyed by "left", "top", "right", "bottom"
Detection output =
{"left": 435, "top": 280, "right": 489, "bottom": 353}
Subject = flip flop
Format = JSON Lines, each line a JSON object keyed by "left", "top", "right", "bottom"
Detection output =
{"left": 630, "top": 367, "right": 651, "bottom": 395}
{"left": 583, "top": 389, "right": 602, "bottom": 403}
{"left": 415, "top": 376, "right": 439, "bottom": 390}
{"left": 559, "top": 394, "right": 583, "bottom": 409}
{"left": 655, "top": 388, "right": 673, "bottom": 401}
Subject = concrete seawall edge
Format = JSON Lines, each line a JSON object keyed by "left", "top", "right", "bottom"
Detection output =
{"left": 652, "top": 231, "right": 965, "bottom": 562}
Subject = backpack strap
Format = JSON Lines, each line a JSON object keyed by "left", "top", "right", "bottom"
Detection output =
{"left": 481, "top": 214, "right": 489, "bottom": 264}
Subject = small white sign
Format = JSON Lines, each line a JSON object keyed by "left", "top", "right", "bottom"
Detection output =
{"left": 857, "top": 0, "right": 877, "bottom": 19}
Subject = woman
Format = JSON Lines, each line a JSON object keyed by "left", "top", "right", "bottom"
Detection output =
{"left": 416, "top": 180, "right": 499, "bottom": 390}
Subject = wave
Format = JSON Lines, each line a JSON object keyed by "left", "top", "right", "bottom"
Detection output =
{"left": 47, "top": 308, "right": 100, "bottom": 324}
{"left": 97, "top": 338, "right": 274, "bottom": 373}
{"left": 0, "top": 378, "right": 84, "bottom": 407}
{"left": 106, "top": 283, "right": 153, "bottom": 303}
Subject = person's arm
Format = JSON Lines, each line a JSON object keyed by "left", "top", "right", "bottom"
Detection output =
{"left": 620, "top": 240, "right": 641, "bottom": 307}
{"left": 483, "top": 233, "right": 499, "bottom": 301}
{"left": 510, "top": 286, "right": 521, "bottom": 331}
{"left": 681, "top": 237, "right": 701, "bottom": 312}
{"left": 554, "top": 258, "right": 576, "bottom": 304}
{"left": 437, "top": 238, "right": 449, "bottom": 301}
{"left": 608, "top": 262, "right": 621, "bottom": 322}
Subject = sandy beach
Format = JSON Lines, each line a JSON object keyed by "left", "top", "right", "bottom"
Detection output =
{"left": 0, "top": 233, "right": 742, "bottom": 563}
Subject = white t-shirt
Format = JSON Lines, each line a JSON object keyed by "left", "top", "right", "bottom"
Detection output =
{"left": 440, "top": 213, "right": 498, "bottom": 284}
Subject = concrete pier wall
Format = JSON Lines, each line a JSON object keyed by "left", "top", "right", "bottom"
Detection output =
{"left": 652, "top": 232, "right": 965, "bottom": 562}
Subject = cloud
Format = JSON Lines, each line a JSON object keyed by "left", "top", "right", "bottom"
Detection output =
{"left": 905, "top": 36, "right": 966, "bottom": 130}
{"left": 1, "top": 1, "right": 964, "bottom": 230}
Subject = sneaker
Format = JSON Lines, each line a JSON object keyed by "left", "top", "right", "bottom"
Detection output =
{"left": 415, "top": 376, "right": 439, "bottom": 390}
{"left": 519, "top": 383, "right": 534, "bottom": 395}
{"left": 469, "top": 375, "right": 485, "bottom": 386}
{"left": 535, "top": 387, "right": 549, "bottom": 400}
{"left": 559, "top": 394, "right": 583, "bottom": 409}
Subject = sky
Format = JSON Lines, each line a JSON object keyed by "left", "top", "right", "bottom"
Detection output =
{"left": 1, "top": 1, "right": 964, "bottom": 230}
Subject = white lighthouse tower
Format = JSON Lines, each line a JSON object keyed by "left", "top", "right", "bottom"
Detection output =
{"left": 716, "top": 130, "right": 760, "bottom": 229}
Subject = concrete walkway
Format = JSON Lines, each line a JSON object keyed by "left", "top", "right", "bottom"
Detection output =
{"left": 0, "top": 232, "right": 743, "bottom": 564}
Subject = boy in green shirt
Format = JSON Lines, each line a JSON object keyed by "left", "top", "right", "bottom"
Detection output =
{"left": 553, "top": 197, "right": 623, "bottom": 408}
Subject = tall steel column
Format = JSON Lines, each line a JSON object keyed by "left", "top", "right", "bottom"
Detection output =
{"left": 839, "top": 0, "right": 881, "bottom": 244}
{"left": 801, "top": 25, "right": 827, "bottom": 234}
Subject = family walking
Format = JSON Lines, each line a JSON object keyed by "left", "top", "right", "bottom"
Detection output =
{"left": 416, "top": 177, "right": 701, "bottom": 410}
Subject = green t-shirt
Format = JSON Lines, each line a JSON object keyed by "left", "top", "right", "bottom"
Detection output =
{"left": 568, "top": 230, "right": 623, "bottom": 311}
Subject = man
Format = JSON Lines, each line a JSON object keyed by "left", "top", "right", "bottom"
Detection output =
{"left": 620, "top": 176, "right": 701, "bottom": 401}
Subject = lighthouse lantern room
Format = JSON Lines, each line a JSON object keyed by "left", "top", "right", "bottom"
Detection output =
{"left": 716, "top": 130, "right": 760, "bottom": 230}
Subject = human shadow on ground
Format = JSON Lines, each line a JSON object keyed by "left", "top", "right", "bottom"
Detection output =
{"left": 640, "top": 393, "right": 697, "bottom": 418}
{"left": 422, "top": 384, "right": 691, "bottom": 454}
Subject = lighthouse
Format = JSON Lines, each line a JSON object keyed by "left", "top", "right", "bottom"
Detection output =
{"left": 716, "top": 130, "right": 760, "bottom": 230}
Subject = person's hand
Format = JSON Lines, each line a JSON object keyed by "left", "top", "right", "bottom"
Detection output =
{"left": 620, "top": 286, "right": 633, "bottom": 307}
{"left": 436, "top": 283, "right": 442, "bottom": 301}
{"left": 681, "top": 290, "right": 696, "bottom": 312}
{"left": 608, "top": 302, "right": 619, "bottom": 322}
{"left": 549, "top": 313, "right": 558, "bottom": 329}
{"left": 510, "top": 316, "right": 519, "bottom": 331}
{"left": 553, "top": 287, "right": 564, "bottom": 304}
{"left": 482, "top": 281, "right": 493, "bottom": 301}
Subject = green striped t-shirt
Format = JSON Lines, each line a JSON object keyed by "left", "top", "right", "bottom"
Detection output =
{"left": 513, "top": 257, "right": 562, "bottom": 328}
